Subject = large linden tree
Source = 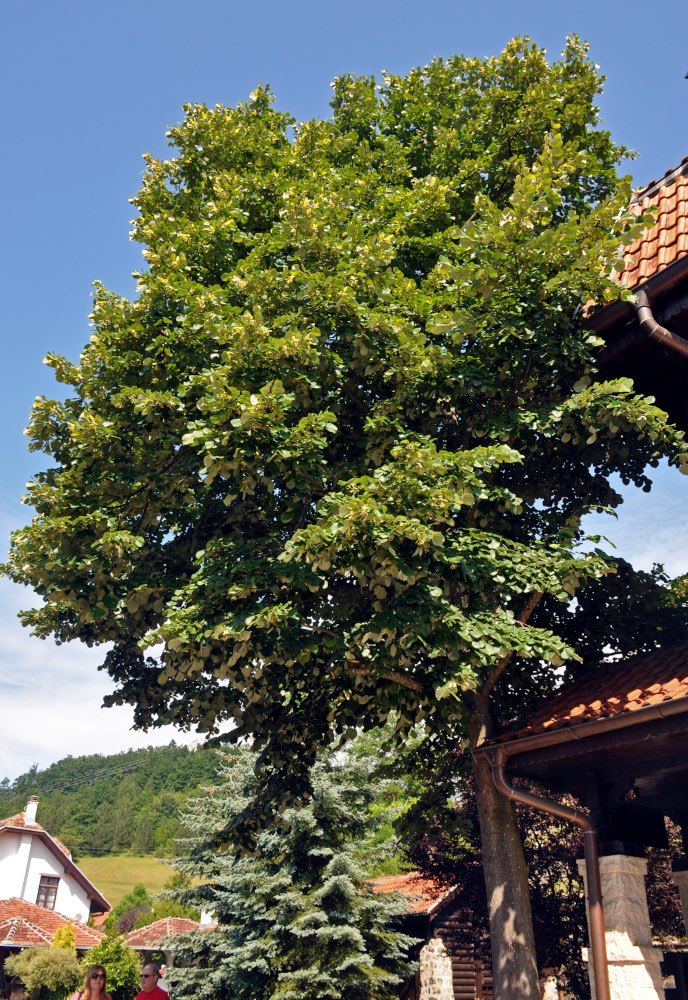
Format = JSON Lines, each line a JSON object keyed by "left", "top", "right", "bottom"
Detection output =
{"left": 6, "top": 37, "right": 686, "bottom": 998}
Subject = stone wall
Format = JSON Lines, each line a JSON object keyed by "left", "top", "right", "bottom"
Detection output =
{"left": 418, "top": 936, "right": 454, "bottom": 1000}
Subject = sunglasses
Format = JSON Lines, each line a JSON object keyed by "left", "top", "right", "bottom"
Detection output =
{"left": 90, "top": 974, "right": 106, "bottom": 980}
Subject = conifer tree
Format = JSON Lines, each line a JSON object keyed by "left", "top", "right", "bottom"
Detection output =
{"left": 165, "top": 749, "right": 417, "bottom": 1000}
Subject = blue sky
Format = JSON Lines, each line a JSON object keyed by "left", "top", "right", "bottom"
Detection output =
{"left": 1, "top": 0, "right": 687, "bottom": 779}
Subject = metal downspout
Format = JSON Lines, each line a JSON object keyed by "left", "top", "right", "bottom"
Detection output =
{"left": 492, "top": 748, "right": 611, "bottom": 1000}
{"left": 634, "top": 288, "right": 688, "bottom": 359}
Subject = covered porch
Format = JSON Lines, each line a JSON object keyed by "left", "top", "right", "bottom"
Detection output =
{"left": 482, "top": 644, "right": 688, "bottom": 1000}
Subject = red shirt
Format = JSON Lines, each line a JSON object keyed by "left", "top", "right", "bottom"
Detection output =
{"left": 135, "top": 989, "right": 167, "bottom": 1000}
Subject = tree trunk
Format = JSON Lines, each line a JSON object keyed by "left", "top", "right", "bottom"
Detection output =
{"left": 471, "top": 709, "right": 540, "bottom": 999}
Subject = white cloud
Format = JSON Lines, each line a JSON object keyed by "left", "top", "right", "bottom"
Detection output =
{"left": 581, "top": 462, "right": 688, "bottom": 577}
{"left": 0, "top": 576, "right": 200, "bottom": 782}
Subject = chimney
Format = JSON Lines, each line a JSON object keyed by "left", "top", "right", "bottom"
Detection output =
{"left": 25, "top": 796, "right": 39, "bottom": 825}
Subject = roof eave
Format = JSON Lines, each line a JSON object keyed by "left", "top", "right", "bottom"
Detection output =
{"left": 586, "top": 253, "right": 688, "bottom": 336}
{"left": 425, "top": 883, "right": 459, "bottom": 917}
{"left": 476, "top": 692, "right": 688, "bottom": 762}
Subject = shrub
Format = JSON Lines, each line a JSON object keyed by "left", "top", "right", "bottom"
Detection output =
{"left": 5, "top": 947, "right": 82, "bottom": 999}
{"left": 82, "top": 937, "right": 141, "bottom": 1000}
{"left": 115, "top": 905, "right": 152, "bottom": 936}
{"left": 103, "top": 884, "right": 151, "bottom": 936}
{"left": 51, "top": 924, "right": 76, "bottom": 952}
{"left": 132, "top": 898, "right": 200, "bottom": 930}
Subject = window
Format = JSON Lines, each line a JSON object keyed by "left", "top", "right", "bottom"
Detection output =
{"left": 36, "top": 876, "right": 59, "bottom": 910}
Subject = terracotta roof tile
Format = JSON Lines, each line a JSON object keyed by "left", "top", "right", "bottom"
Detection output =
{"left": 505, "top": 644, "right": 688, "bottom": 740}
{"left": 0, "top": 812, "right": 72, "bottom": 859}
{"left": 0, "top": 813, "right": 41, "bottom": 832}
{"left": 124, "top": 917, "right": 199, "bottom": 949}
{"left": 368, "top": 872, "right": 453, "bottom": 914}
{"left": 0, "top": 898, "right": 105, "bottom": 950}
{"left": 613, "top": 157, "right": 688, "bottom": 291}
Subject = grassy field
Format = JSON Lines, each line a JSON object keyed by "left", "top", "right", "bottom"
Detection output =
{"left": 78, "top": 854, "right": 176, "bottom": 907}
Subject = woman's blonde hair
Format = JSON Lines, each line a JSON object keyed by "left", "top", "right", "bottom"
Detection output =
{"left": 79, "top": 965, "right": 107, "bottom": 999}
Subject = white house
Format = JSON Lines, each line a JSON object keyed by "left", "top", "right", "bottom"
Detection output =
{"left": 0, "top": 796, "right": 109, "bottom": 922}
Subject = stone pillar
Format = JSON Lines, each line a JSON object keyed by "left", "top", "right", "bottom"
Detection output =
{"left": 418, "top": 936, "right": 453, "bottom": 1000}
{"left": 672, "top": 868, "right": 688, "bottom": 938}
{"left": 540, "top": 969, "right": 559, "bottom": 999}
{"left": 577, "top": 855, "right": 664, "bottom": 1000}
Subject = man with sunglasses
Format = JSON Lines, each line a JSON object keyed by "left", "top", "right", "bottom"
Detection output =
{"left": 135, "top": 964, "right": 167, "bottom": 999}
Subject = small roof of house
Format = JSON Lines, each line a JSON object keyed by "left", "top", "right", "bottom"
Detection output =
{"left": 481, "top": 645, "right": 688, "bottom": 814}
{"left": 0, "top": 812, "right": 72, "bottom": 860}
{"left": 502, "top": 644, "right": 688, "bottom": 743}
{"left": 0, "top": 898, "right": 105, "bottom": 950}
{"left": 368, "top": 872, "right": 456, "bottom": 915}
{"left": 0, "top": 811, "right": 110, "bottom": 913}
{"left": 615, "top": 157, "right": 688, "bottom": 291}
{"left": 124, "top": 917, "right": 200, "bottom": 950}
{"left": 588, "top": 155, "right": 688, "bottom": 432}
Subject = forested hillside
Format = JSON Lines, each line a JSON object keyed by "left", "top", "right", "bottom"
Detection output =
{"left": 0, "top": 743, "right": 219, "bottom": 857}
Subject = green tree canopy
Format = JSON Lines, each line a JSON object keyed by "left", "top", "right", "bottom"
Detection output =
{"left": 166, "top": 748, "right": 417, "bottom": 1000}
{"left": 6, "top": 33, "right": 682, "bottom": 798}
{"left": 83, "top": 937, "right": 141, "bottom": 1000}
{"left": 5, "top": 35, "right": 687, "bottom": 998}
{"left": 0, "top": 743, "right": 219, "bottom": 858}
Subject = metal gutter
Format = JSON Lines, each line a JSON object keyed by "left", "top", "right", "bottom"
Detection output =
{"left": 586, "top": 253, "right": 688, "bottom": 335}
{"left": 632, "top": 158, "right": 688, "bottom": 203}
{"left": 634, "top": 288, "right": 688, "bottom": 359}
{"left": 492, "top": 749, "right": 611, "bottom": 1000}
{"left": 425, "top": 882, "right": 460, "bottom": 917}
{"left": 479, "top": 692, "right": 688, "bottom": 760}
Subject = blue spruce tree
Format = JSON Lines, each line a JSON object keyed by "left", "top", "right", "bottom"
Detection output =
{"left": 165, "top": 749, "right": 418, "bottom": 1000}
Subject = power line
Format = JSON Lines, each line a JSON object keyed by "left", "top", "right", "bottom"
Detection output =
{"left": 4, "top": 739, "right": 208, "bottom": 796}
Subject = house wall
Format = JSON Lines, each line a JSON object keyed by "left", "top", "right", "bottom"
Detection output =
{"left": 0, "top": 833, "right": 91, "bottom": 922}
{"left": 0, "top": 833, "right": 30, "bottom": 899}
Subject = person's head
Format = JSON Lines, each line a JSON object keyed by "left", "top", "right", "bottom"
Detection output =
{"left": 140, "top": 964, "right": 160, "bottom": 993}
{"left": 82, "top": 965, "right": 107, "bottom": 997}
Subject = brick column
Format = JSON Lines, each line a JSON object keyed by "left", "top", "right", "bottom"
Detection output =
{"left": 672, "top": 867, "right": 688, "bottom": 939}
{"left": 577, "top": 855, "right": 664, "bottom": 1000}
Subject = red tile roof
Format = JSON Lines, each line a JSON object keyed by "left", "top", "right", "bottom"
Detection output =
{"left": 615, "top": 157, "right": 688, "bottom": 291}
{"left": 507, "top": 644, "right": 688, "bottom": 740}
{"left": 0, "top": 813, "right": 39, "bottom": 831}
{"left": 0, "top": 898, "right": 105, "bottom": 950}
{"left": 0, "top": 812, "right": 72, "bottom": 860}
{"left": 124, "top": 917, "right": 200, "bottom": 949}
{"left": 368, "top": 872, "right": 454, "bottom": 914}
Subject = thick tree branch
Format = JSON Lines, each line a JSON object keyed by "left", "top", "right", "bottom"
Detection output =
{"left": 477, "top": 590, "right": 544, "bottom": 702}
{"left": 346, "top": 664, "right": 423, "bottom": 692}
{"left": 301, "top": 624, "right": 341, "bottom": 639}
{"left": 300, "top": 625, "right": 423, "bottom": 692}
